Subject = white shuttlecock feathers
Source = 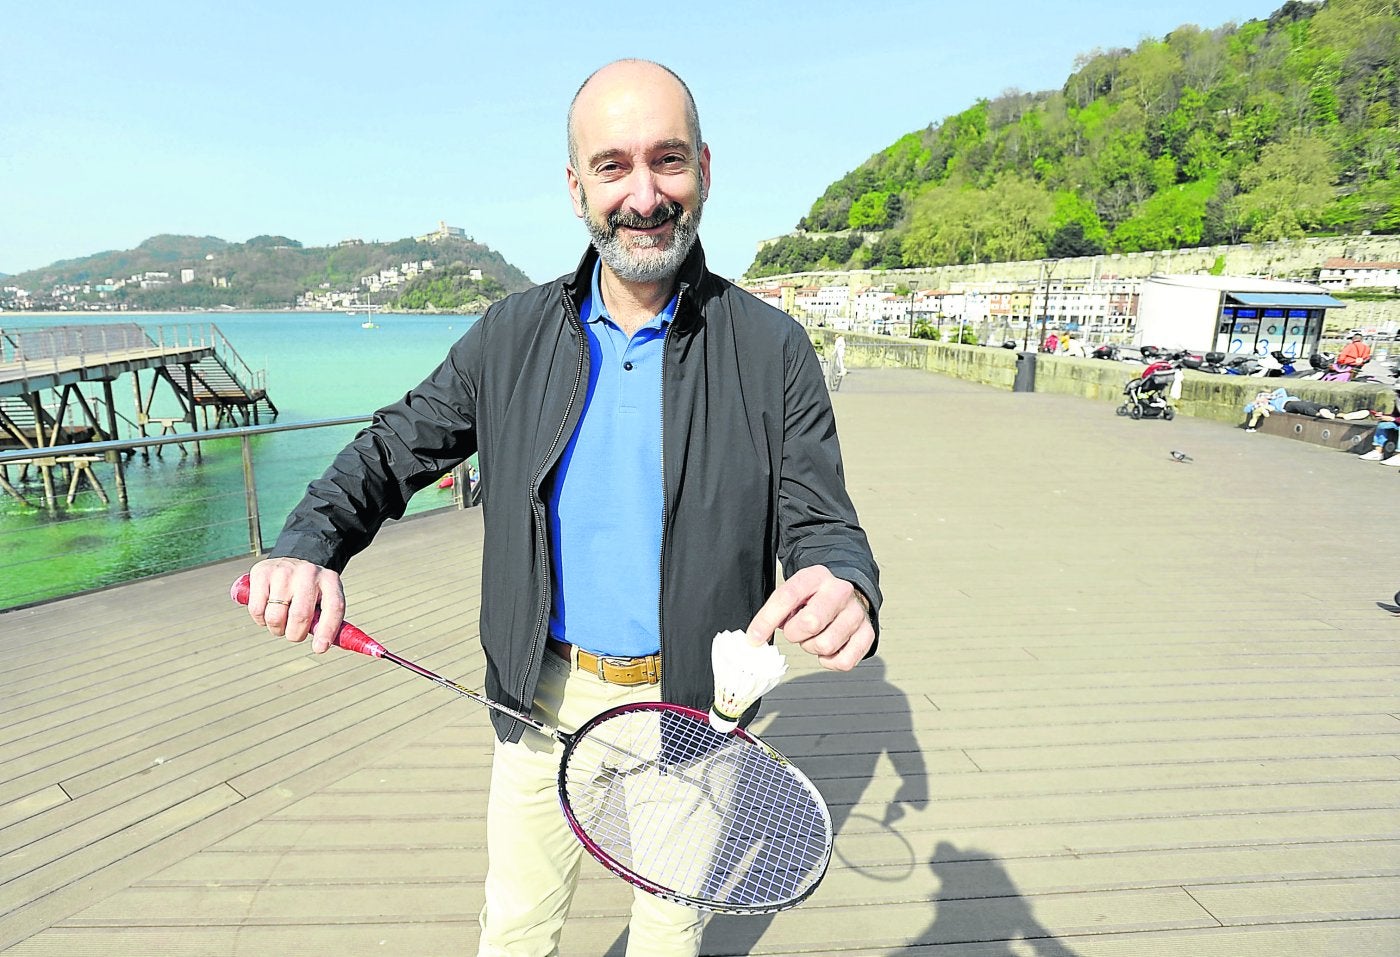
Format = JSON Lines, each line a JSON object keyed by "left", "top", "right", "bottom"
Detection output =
{"left": 708, "top": 629, "right": 787, "bottom": 733}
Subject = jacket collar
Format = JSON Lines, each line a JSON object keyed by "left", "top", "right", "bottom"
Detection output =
{"left": 564, "top": 239, "right": 708, "bottom": 325}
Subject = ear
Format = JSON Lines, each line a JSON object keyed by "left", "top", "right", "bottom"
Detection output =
{"left": 567, "top": 165, "right": 585, "bottom": 219}
{"left": 698, "top": 143, "right": 712, "bottom": 202}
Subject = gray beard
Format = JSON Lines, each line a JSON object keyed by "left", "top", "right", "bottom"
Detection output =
{"left": 581, "top": 192, "right": 702, "bottom": 284}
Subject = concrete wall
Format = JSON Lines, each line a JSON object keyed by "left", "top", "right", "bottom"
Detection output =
{"left": 816, "top": 330, "right": 1395, "bottom": 425}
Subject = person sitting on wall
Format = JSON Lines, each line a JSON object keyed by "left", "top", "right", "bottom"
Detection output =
{"left": 1337, "top": 331, "right": 1373, "bottom": 371}
{"left": 1353, "top": 398, "right": 1400, "bottom": 465}
{"left": 1243, "top": 387, "right": 1339, "bottom": 432}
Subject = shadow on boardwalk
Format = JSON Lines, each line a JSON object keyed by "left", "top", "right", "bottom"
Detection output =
{"left": 912, "top": 843, "right": 1082, "bottom": 956}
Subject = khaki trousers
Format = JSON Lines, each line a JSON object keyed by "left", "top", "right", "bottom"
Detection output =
{"left": 477, "top": 651, "right": 707, "bottom": 957}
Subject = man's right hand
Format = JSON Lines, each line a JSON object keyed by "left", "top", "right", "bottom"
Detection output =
{"left": 246, "top": 557, "right": 345, "bottom": 654}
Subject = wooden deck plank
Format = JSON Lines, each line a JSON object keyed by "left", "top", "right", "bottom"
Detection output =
{"left": 0, "top": 786, "right": 69, "bottom": 832}
{"left": 956, "top": 732, "right": 1400, "bottom": 771}
{"left": 893, "top": 921, "right": 1400, "bottom": 957}
{"left": 1185, "top": 875, "right": 1400, "bottom": 924}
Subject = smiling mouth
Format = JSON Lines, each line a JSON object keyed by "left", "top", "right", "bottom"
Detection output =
{"left": 609, "top": 203, "right": 682, "bottom": 236}
{"left": 621, "top": 221, "right": 673, "bottom": 237}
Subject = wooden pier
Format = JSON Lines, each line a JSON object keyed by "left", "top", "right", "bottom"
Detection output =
{"left": 0, "top": 323, "right": 277, "bottom": 508}
{"left": 1, "top": 368, "right": 1397, "bottom": 955}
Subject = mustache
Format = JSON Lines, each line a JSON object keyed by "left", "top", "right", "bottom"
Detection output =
{"left": 608, "top": 202, "right": 683, "bottom": 232}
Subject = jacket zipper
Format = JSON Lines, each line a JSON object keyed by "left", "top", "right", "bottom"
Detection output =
{"left": 523, "top": 290, "right": 586, "bottom": 716}
{"left": 656, "top": 285, "right": 684, "bottom": 700}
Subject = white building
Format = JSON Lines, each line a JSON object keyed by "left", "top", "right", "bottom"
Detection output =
{"left": 1318, "top": 258, "right": 1400, "bottom": 290}
{"left": 851, "top": 287, "right": 910, "bottom": 325}
{"left": 1136, "top": 275, "right": 1346, "bottom": 357}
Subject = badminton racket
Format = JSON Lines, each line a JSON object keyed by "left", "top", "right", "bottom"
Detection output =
{"left": 230, "top": 574, "right": 832, "bottom": 913}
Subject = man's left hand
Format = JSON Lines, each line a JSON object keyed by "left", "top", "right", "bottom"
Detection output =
{"left": 746, "top": 565, "right": 874, "bottom": 672}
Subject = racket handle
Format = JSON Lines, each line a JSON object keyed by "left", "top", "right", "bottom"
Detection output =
{"left": 228, "top": 574, "right": 387, "bottom": 658}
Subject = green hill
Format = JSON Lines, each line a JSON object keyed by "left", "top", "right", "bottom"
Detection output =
{"left": 749, "top": 0, "right": 1400, "bottom": 278}
{"left": 4, "top": 232, "right": 533, "bottom": 311}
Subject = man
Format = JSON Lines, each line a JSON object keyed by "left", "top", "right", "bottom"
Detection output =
{"left": 244, "top": 59, "right": 880, "bottom": 957}
{"left": 1337, "top": 331, "right": 1372, "bottom": 371}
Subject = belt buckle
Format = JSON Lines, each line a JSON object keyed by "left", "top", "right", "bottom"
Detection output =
{"left": 599, "top": 654, "right": 660, "bottom": 685}
{"left": 597, "top": 654, "right": 631, "bottom": 683}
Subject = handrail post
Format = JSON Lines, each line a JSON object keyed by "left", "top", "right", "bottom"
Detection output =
{"left": 240, "top": 434, "right": 264, "bottom": 555}
{"left": 451, "top": 463, "right": 467, "bottom": 509}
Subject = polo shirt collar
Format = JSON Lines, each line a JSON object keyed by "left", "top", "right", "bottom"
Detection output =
{"left": 584, "top": 258, "right": 677, "bottom": 331}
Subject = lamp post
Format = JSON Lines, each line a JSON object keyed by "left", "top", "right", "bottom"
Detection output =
{"left": 907, "top": 292, "right": 915, "bottom": 338}
{"left": 1037, "top": 261, "right": 1056, "bottom": 351}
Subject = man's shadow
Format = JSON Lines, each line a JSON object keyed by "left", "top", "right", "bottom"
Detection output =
{"left": 603, "top": 656, "right": 927, "bottom": 956}
{"left": 907, "top": 842, "right": 1081, "bottom": 956}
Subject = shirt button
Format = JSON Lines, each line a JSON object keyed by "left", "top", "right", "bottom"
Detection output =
{"left": 623, "top": 361, "right": 634, "bottom": 371}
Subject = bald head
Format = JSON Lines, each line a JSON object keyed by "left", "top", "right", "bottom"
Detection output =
{"left": 567, "top": 59, "right": 702, "bottom": 169}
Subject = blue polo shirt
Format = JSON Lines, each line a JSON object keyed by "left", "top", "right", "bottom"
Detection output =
{"left": 544, "top": 261, "right": 675, "bottom": 656}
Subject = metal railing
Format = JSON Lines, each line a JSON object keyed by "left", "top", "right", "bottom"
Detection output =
{"left": 0, "top": 322, "right": 219, "bottom": 378}
{"left": 208, "top": 323, "right": 267, "bottom": 395}
{"left": 0, "top": 416, "right": 476, "bottom": 610}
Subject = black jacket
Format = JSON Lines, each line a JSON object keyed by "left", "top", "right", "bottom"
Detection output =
{"left": 272, "top": 241, "right": 881, "bottom": 741}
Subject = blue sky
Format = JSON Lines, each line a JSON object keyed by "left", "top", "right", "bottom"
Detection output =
{"left": 2, "top": 0, "right": 1282, "bottom": 283}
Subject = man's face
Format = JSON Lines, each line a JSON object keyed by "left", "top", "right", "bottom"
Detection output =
{"left": 567, "top": 66, "right": 711, "bottom": 285}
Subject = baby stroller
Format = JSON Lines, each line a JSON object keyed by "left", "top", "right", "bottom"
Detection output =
{"left": 1116, "top": 363, "right": 1177, "bottom": 420}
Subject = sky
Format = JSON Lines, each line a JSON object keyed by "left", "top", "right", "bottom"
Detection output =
{"left": 2, "top": 0, "right": 1285, "bottom": 284}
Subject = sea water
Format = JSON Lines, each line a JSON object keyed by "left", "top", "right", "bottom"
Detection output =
{"left": 0, "top": 311, "right": 479, "bottom": 608}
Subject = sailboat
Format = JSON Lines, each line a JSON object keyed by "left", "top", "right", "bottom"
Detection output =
{"left": 350, "top": 293, "right": 380, "bottom": 328}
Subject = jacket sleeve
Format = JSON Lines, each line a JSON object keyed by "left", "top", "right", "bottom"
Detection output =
{"left": 775, "top": 325, "right": 883, "bottom": 647}
{"left": 269, "top": 319, "right": 484, "bottom": 572}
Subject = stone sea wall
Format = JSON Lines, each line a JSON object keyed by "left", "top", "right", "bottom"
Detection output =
{"left": 814, "top": 329, "right": 1394, "bottom": 425}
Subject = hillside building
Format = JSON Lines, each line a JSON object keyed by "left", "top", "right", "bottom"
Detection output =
{"left": 416, "top": 221, "right": 470, "bottom": 243}
{"left": 1318, "top": 258, "right": 1400, "bottom": 290}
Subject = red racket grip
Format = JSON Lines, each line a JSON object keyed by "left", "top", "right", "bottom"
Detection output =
{"left": 229, "top": 574, "right": 386, "bottom": 658}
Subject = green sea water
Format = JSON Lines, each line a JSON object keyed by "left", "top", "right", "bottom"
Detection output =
{"left": 0, "top": 311, "right": 478, "bottom": 609}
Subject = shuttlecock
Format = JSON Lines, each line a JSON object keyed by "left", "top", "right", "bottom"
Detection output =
{"left": 709, "top": 629, "right": 787, "bottom": 733}
{"left": 1170, "top": 450, "right": 1193, "bottom": 463}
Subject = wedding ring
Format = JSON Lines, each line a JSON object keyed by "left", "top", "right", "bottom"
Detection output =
{"left": 267, "top": 597, "right": 292, "bottom": 606}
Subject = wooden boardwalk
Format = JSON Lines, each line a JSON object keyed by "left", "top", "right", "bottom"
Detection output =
{"left": 2, "top": 367, "right": 1398, "bottom": 955}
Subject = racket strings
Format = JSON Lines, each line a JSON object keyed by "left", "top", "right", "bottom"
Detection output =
{"left": 561, "top": 708, "right": 830, "bottom": 912}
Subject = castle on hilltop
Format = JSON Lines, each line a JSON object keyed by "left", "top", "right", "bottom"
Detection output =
{"left": 416, "top": 221, "right": 470, "bottom": 243}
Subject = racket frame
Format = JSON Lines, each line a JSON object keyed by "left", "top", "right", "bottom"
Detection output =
{"left": 557, "top": 700, "right": 833, "bottom": 914}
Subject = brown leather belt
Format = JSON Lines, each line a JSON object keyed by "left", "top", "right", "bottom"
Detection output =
{"left": 547, "top": 637, "right": 661, "bottom": 686}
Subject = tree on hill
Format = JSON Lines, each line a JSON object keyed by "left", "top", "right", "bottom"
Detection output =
{"left": 244, "top": 235, "right": 303, "bottom": 248}
{"left": 391, "top": 262, "right": 508, "bottom": 312}
{"left": 748, "top": 0, "right": 1400, "bottom": 277}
